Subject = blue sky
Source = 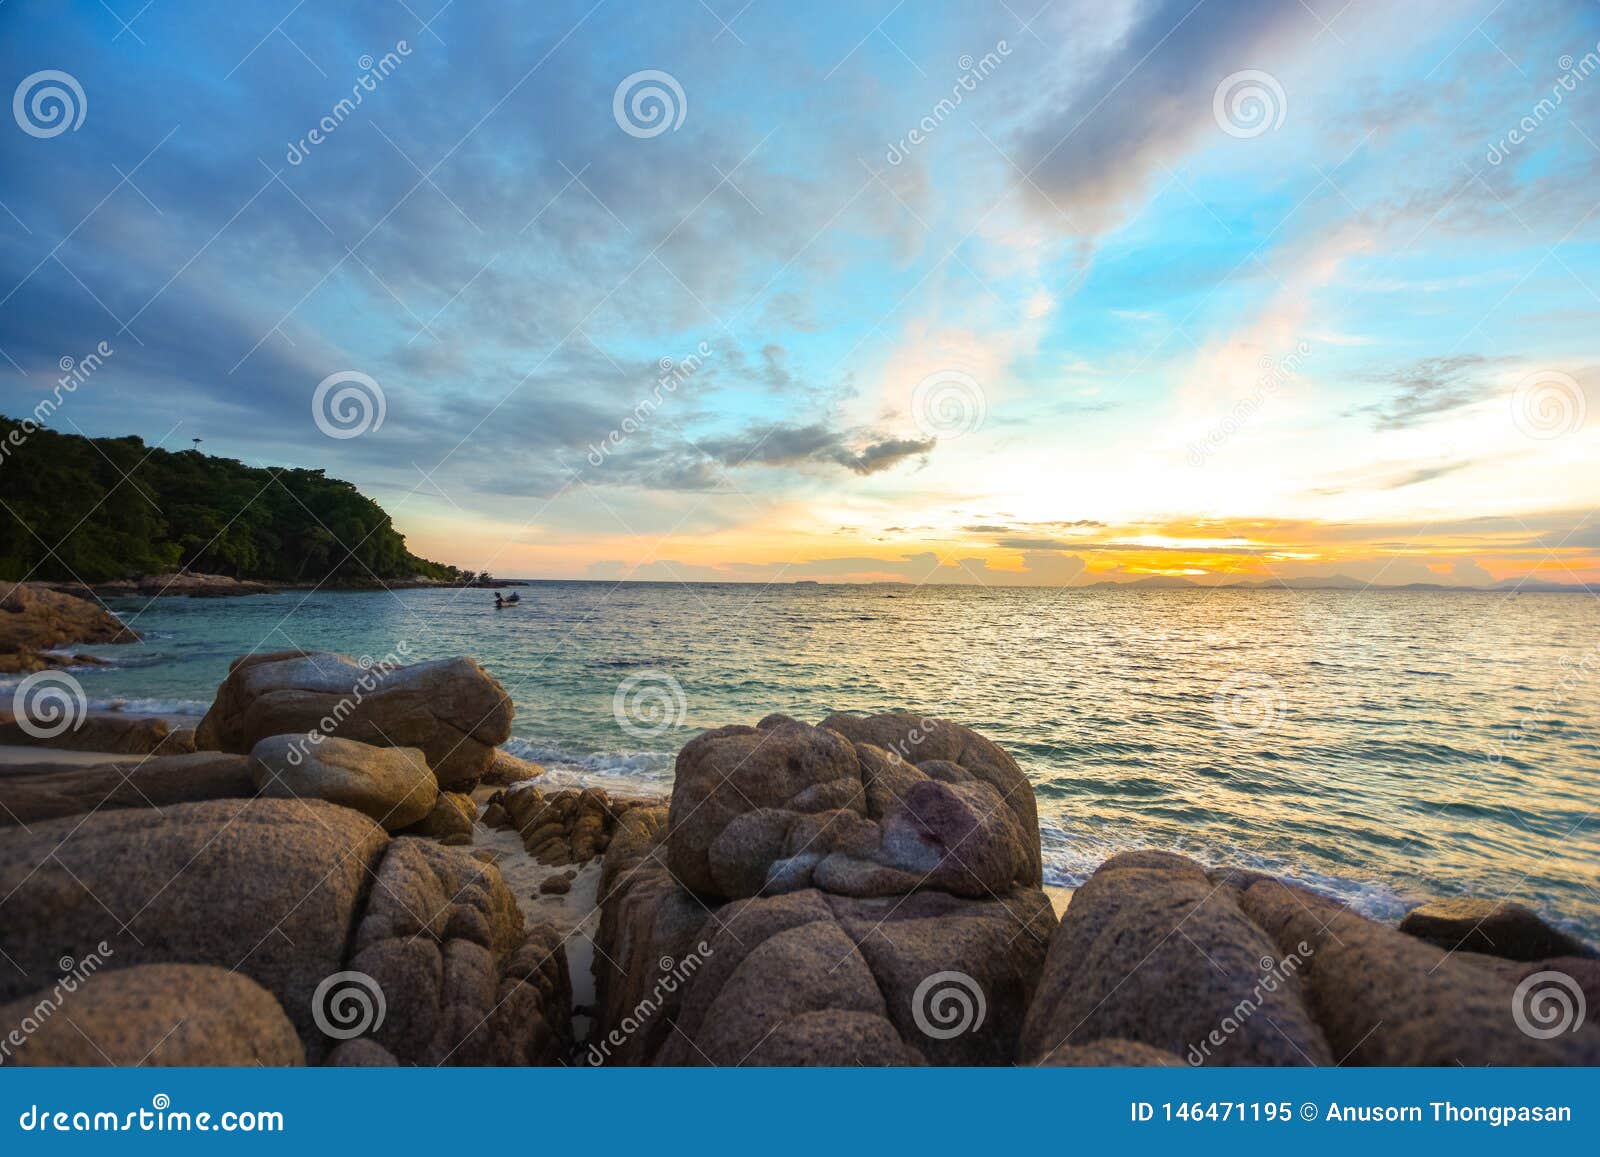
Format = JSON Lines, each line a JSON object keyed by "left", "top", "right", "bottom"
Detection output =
{"left": 2, "top": 0, "right": 1599, "bottom": 584}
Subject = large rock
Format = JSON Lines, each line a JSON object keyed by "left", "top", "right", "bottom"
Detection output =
{"left": 324, "top": 1038, "right": 399, "bottom": 1066}
{"left": 1398, "top": 897, "right": 1596, "bottom": 962}
{"left": 667, "top": 713, "right": 1041, "bottom": 901}
{"left": 0, "top": 582, "right": 135, "bottom": 673}
{"left": 403, "top": 790, "right": 477, "bottom": 842}
{"left": 1240, "top": 876, "right": 1600, "bottom": 1064}
{"left": 826, "top": 886, "right": 1055, "bottom": 1065}
{"left": 591, "top": 805, "right": 717, "bottom": 1066}
{"left": 482, "top": 749, "right": 546, "bottom": 786}
{"left": 196, "top": 650, "right": 513, "bottom": 787}
{"left": 0, "top": 709, "right": 185, "bottom": 755}
{"left": 0, "top": 750, "right": 255, "bottom": 825}
{"left": 656, "top": 889, "right": 924, "bottom": 1066}
{"left": 1037, "top": 1039, "right": 1185, "bottom": 1066}
{"left": 0, "top": 797, "right": 389, "bottom": 1061}
{"left": 345, "top": 837, "right": 570, "bottom": 1065}
{"left": 1018, "top": 852, "right": 1331, "bottom": 1066}
{"left": 58, "top": 572, "right": 277, "bottom": 599}
{"left": 248, "top": 733, "right": 437, "bottom": 830}
{"left": 595, "top": 796, "right": 1056, "bottom": 1066}
{"left": 0, "top": 964, "right": 303, "bottom": 1065}
{"left": 496, "top": 785, "right": 660, "bottom": 864}
{"left": 820, "top": 711, "right": 1042, "bottom": 884}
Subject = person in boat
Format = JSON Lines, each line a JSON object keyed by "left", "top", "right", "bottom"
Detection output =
{"left": 507, "top": 592, "right": 520, "bottom": 603}
{"left": 494, "top": 593, "right": 504, "bottom": 608}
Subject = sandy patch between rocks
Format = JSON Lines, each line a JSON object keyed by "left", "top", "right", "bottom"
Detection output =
{"left": 0, "top": 744, "right": 133, "bottom": 770}
{"left": 472, "top": 817, "right": 604, "bottom": 1044}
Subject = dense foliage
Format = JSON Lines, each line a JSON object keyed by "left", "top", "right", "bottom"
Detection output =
{"left": 0, "top": 417, "right": 464, "bottom": 584}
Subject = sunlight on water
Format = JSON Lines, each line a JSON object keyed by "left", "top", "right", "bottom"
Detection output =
{"left": 41, "top": 583, "right": 1600, "bottom": 937}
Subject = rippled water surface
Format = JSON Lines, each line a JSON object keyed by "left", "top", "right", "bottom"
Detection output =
{"left": 40, "top": 583, "right": 1600, "bottom": 937}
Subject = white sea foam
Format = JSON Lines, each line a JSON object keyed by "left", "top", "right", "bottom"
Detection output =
{"left": 1037, "top": 819, "right": 1416, "bottom": 923}
{"left": 93, "top": 696, "right": 211, "bottom": 718}
{"left": 502, "top": 737, "right": 674, "bottom": 787}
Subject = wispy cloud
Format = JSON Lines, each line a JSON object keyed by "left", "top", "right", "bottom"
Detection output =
{"left": 1353, "top": 355, "right": 1506, "bottom": 430}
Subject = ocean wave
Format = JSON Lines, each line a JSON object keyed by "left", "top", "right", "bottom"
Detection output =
{"left": 94, "top": 696, "right": 211, "bottom": 717}
{"left": 587, "top": 656, "right": 689, "bottom": 669}
{"left": 1036, "top": 820, "right": 1415, "bottom": 924}
{"left": 30, "top": 646, "right": 175, "bottom": 673}
{"left": 502, "top": 737, "right": 674, "bottom": 782}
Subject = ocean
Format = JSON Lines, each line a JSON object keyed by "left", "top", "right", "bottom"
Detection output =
{"left": 22, "top": 582, "right": 1600, "bottom": 938}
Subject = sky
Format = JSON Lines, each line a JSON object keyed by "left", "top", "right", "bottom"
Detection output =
{"left": 2, "top": 0, "right": 1599, "bottom": 587}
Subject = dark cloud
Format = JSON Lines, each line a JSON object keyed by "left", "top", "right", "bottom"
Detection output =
{"left": 1014, "top": 0, "right": 1307, "bottom": 234}
{"left": 1353, "top": 355, "right": 1506, "bottom": 430}
{"left": 841, "top": 435, "right": 937, "bottom": 475}
{"left": 0, "top": 0, "right": 940, "bottom": 521}
{"left": 698, "top": 422, "right": 934, "bottom": 477}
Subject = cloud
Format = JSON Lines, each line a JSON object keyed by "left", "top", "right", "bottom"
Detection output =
{"left": 1309, "top": 455, "right": 1493, "bottom": 496}
{"left": 698, "top": 422, "right": 934, "bottom": 476}
{"left": 583, "top": 549, "right": 1091, "bottom": 586}
{"left": 842, "top": 435, "right": 937, "bottom": 475}
{"left": 1354, "top": 355, "right": 1506, "bottom": 430}
{"left": 1014, "top": 0, "right": 1308, "bottom": 235}
{"left": 998, "top": 537, "right": 1274, "bottom": 556}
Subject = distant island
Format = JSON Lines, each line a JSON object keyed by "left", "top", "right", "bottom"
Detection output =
{"left": 1074, "top": 574, "right": 1598, "bottom": 593}
{"left": 0, "top": 416, "right": 465, "bottom": 587}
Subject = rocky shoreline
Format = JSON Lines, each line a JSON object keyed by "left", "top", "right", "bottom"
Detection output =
{"left": 0, "top": 586, "right": 1595, "bottom": 1067}
{"left": 34, "top": 573, "right": 529, "bottom": 602}
{"left": 0, "top": 582, "right": 138, "bottom": 673}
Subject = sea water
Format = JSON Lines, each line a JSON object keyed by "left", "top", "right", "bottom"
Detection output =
{"left": 18, "top": 582, "right": 1599, "bottom": 938}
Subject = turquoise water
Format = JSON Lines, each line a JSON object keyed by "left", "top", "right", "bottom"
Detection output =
{"left": 21, "top": 583, "right": 1600, "bottom": 938}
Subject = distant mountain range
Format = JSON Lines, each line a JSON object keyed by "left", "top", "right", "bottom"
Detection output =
{"left": 1077, "top": 575, "right": 1598, "bottom": 593}
{"left": 796, "top": 575, "right": 1599, "bottom": 592}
